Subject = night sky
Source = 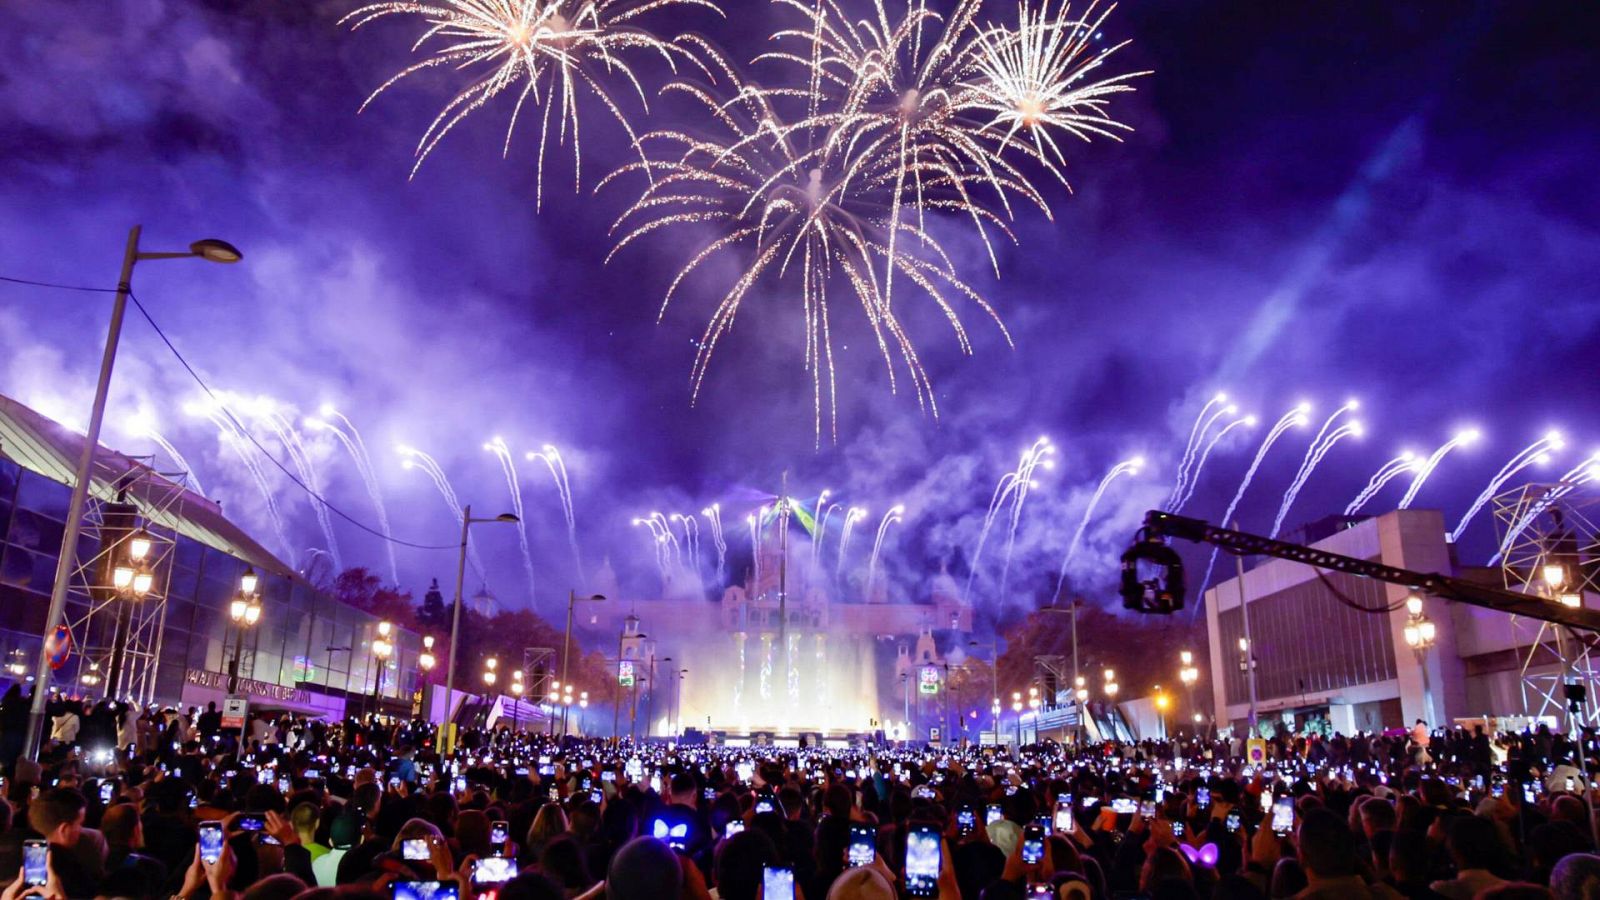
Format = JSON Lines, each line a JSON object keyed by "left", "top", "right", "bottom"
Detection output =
{"left": 2, "top": 0, "right": 1597, "bottom": 626}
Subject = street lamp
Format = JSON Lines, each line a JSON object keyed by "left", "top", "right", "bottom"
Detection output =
{"left": 562, "top": 590, "right": 607, "bottom": 693}
{"left": 372, "top": 625, "right": 393, "bottom": 717}
{"left": 444, "top": 508, "right": 518, "bottom": 730}
{"left": 970, "top": 638, "right": 1001, "bottom": 746}
{"left": 419, "top": 635, "right": 436, "bottom": 672}
{"left": 1011, "top": 691, "right": 1023, "bottom": 746}
{"left": 1402, "top": 594, "right": 1437, "bottom": 726}
{"left": 107, "top": 525, "right": 156, "bottom": 698}
{"left": 26, "top": 226, "right": 242, "bottom": 759}
{"left": 1179, "top": 650, "right": 1199, "bottom": 734}
{"left": 227, "top": 568, "right": 262, "bottom": 693}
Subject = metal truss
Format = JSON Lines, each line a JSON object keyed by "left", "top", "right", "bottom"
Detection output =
{"left": 60, "top": 461, "right": 190, "bottom": 708}
{"left": 1494, "top": 483, "right": 1600, "bottom": 728}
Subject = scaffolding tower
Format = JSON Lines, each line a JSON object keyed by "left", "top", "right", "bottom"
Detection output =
{"left": 1493, "top": 481, "right": 1600, "bottom": 729}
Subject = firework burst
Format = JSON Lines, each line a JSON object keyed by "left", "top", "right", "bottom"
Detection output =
{"left": 342, "top": 0, "right": 719, "bottom": 203}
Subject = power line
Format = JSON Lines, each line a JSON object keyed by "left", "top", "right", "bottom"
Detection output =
{"left": 124, "top": 289, "right": 457, "bottom": 552}
{"left": 0, "top": 274, "right": 119, "bottom": 293}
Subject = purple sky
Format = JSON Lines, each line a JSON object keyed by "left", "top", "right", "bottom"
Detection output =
{"left": 1, "top": 0, "right": 1597, "bottom": 627}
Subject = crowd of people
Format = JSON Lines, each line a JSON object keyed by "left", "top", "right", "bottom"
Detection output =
{"left": 3, "top": 696, "right": 1600, "bottom": 900}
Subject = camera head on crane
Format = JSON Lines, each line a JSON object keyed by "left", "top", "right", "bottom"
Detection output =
{"left": 1120, "top": 523, "right": 1186, "bottom": 615}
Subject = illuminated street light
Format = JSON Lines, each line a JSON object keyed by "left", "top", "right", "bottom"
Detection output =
{"left": 1544, "top": 562, "right": 1568, "bottom": 591}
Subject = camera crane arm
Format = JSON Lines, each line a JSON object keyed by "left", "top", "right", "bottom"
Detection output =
{"left": 1131, "top": 510, "right": 1600, "bottom": 633}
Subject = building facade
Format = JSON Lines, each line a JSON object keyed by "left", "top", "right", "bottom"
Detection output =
{"left": 0, "top": 395, "right": 423, "bottom": 720}
{"left": 1204, "top": 508, "right": 1586, "bottom": 736}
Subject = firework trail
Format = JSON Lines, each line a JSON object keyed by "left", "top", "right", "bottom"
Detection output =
{"left": 185, "top": 399, "right": 295, "bottom": 564}
{"left": 813, "top": 500, "right": 841, "bottom": 579}
{"left": 866, "top": 505, "right": 905, "bottom": 596}
{"left": 1451, "top": 431, "right": 1564, "bottom": 542}
{"left": 747, "top": 511, "right": 763, "bottom": 587}
{"left": 259, "top": 407, "right": 343, "bottom": 571}
{"left": 997, "top": 438, "right": 1056, "bottom": 602}
{"left": 701, "top": 504, "right": 727, "bottom": 584}
{"left": 633, "top": 516, "right": 671, "bottom": 583}
{"left": 965, "top": 438, "right": 1053, "bottom": 600}
{"left": 837, "top": 506, "right": 867, "bottom": 575}
{"left": 670, "top": 513, "right": 700, "bottom": 572}
{"left": 1191, "top": 405, "right": 1308, "bottom": 610}
{"left": 527, "top": 445, "right": 583, "bottom": 582}
{"left": 647, "top": 511, "right": 681, "bottom": 568}
{"left": 400, "top": 446, "right": 487, "bottom": 580}
{"left": 1051, "top": 455, "right": 1142, "bottom": 601}
{"left": 127, "top": 411, "right": 206, "bottom": 496}
{"left": 485, "top": 437, "right": 537, "bottom": 603}
{"left": 1397, "top": 429, "right": 1479, "bottom": 510}
{"left": 1271, "top": 408, "right": 1364, "bottom": 539}
{"left": 1490, "top": 451, "right": 1600, "bottom": 564}
{"left": 307, "top": 405, "right": 399, "bottom": 582}
{"left": 1166, "top": 393, "right": 1230, "bottom": 510}
{"left": 1344, "top": 452, "right": 1420, "bottom": 515}
{"left": 1172, "top": 413, "right": 1256, "bottom": 512}
{"left": 342, "top": 0, "right": 720, "bottom": 203}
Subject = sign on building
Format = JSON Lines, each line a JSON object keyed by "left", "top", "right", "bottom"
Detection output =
{"left": 919, "top": 666, "right": 940, "bottom": 695}
{"left": 618, "top": 659, "right": 635, "bottom": 687}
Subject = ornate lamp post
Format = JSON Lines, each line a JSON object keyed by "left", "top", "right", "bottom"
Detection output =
{"left": 227, "top": 568, "right": 262, "bottom": 693}
{"left": 1179, "top": 650, "right": 1200, "bottom": 735}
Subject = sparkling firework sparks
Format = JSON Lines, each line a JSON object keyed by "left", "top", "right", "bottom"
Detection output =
{"left": 605, "top": 60, "right": 1013, "bottom": 442}
{"left": 1171, "top": 411, "right": 1254, "bottom": 513}
{"left": 307, "top": 405, "right": 400, "bottom": 583}
{"left": 1167, "top": 395, "right": 1233, "bottom": 509}
{"left": 1271, "top": 404, "right": 1363, "bottom": 539}
{"left": 866, "top": 504, "right": 904, "bottom": 595}
{"left": 400, "top": 445, "right": 488, "bottom": 580}
{"left": 965, "top": 437, "right": 1053, "bottom": 600}
{"left": 527, "top": 445, "right": 584, "bottom": 581}
{"left": 836, "top": 506, "right": 867, "bottom": 574}
{"left": 342, "top": 0, "right": 720, "bottom": 203}
{"left": 485, "top": 437, "right": 537, "bottom": 602}
{"left": 701, "top": 503, "right": 727, "bottom": 583}
{"left": 968, "top": 0, "right": 1148, "bottom": 172}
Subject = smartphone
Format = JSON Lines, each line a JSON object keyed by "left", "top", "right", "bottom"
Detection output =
{"left": 1138, "top": 800, "right": 1156, "bottom": 819}
{"left": 237, "top": 814, "right": 266, "bottom": 833}
{"left": 453, "top": 776, "right": 467, "bottom": 794}
{"left": 986, "top": 803, "right": 1004, "bottom": 826}
{"left": 1226, "top": 811, "right": 1241, "bottom": 833}
{"left": 1567, "top": 776, "right": 1577, "bottom": 792}
{"left": 905, "top": 825, "right": 942, "bottom": 898}
{"left": 100, "top": 781, "right": 115, "bottom": 804}
{"left": 473, "top": 857, "right": 516, "bottom": 885}
{"left": 725, "top": 819, "right": 746, "bottom": 837}
{"left": 199, "top": 822, "right": 224, "bottom": 865}
{"left": 304, "top": 768, "right": 320, "bottom": 779}
{"left": 762, "top": 865, "right": 795, "bottom": 900}
{"left": 1055, "top": 797, "right": 1076, "bottom": 833}
{"left": 1171, "top": 820, "right": 1186, "bottom": 838}
{"left": 1028, "top": 884, "right": 1054, "bottom": 898}
{"left": 1196, "top": 786, "right": 1211, "bottom": 807}
{"left": 1271, "top": 797, "right": 1294, "bottom": 835}
{"left": 957, "top": 806, "right": 977, "bottom": 834}
{"left": 847, "top": 824, "right": 875, "bottom": 867}
{"left": 601, "top": 771, "right": 616, "bottom": 782}
{"left": 1260, "top": 791, "right": 1273, "bottom": 813}
{"left": 279, "top": 776, "right": 292, "bottom": 793}
{"left": 23, "top": 840, "right": 48, "bottom": 887}
{"left": 754, "top": 792, "right": 777, "bottom": 815}
{"left": 1021, "top": 824, "right": 1045, "bottom": 865}
{"left": 1110, "top": 797, "right": 1137, "bottom": 815}
{"left": 391, "top": 880, "right": 458, "bottom": 900}
{"left": 403, "top": 838, "right": 431, "bottom": 860}
{"left": 1524, "top": 784, "right": 1538, "bottom": 804}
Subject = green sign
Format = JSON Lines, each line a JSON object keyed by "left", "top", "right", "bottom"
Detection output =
{"left": 618, "top": 659, "right": 635, "bottom": 687}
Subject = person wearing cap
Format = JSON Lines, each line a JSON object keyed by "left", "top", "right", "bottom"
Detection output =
{"left": 312, "top": 813, "right": 362, "bottom": 886}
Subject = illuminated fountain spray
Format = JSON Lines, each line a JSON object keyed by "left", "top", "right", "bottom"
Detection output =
{"left": 399, "top": 446, "right": 486, "bottom": 581}
{"left": 966, "top": 437, "right": 1054, "bottom": 601}
{"left": 185, "top": 398, "right": 294, "bottom": 565}
{"left": 701, "top": 504, "right": 727, "bottom": 584}
{"left": 306, "top": 405, "right": 398, "bottom": 583}
{"left": 866, "top": 505, "right": 904, "bottom": 598}
{"left": 1167, "top": 393, "right": 1233, "bottom": 510}
{"left": 527, "top": 446, "right": 583, "bottom": 581}
{"left": 1172, "top": 412, "right": 1256, "bottom": 513}
{"left": 126, "top": 410, "right": 205, "bottom": 496}
{"left": 1271, "top": 400, "right": 1362, "bottom": 538}
{"left": 1397, "top": 429, "right": 1480, "bottom": 510}
{"left": 1189, "top": 405, "right": 1309, "bottom": 612}
{"left": 836, "top": 506, "right": 866, "bottom": 575}
{"left": 1451, "top": 431, "right": 1564, "bottom": 542}
{"left": 1052, "top": 456, "right": 1143, "bottom": 601}
{"left": 485, "top": 437, "right": 536, "bottom": 603}
{"left": 1344, "top": 451, "right": 1421, "bottom": 515}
